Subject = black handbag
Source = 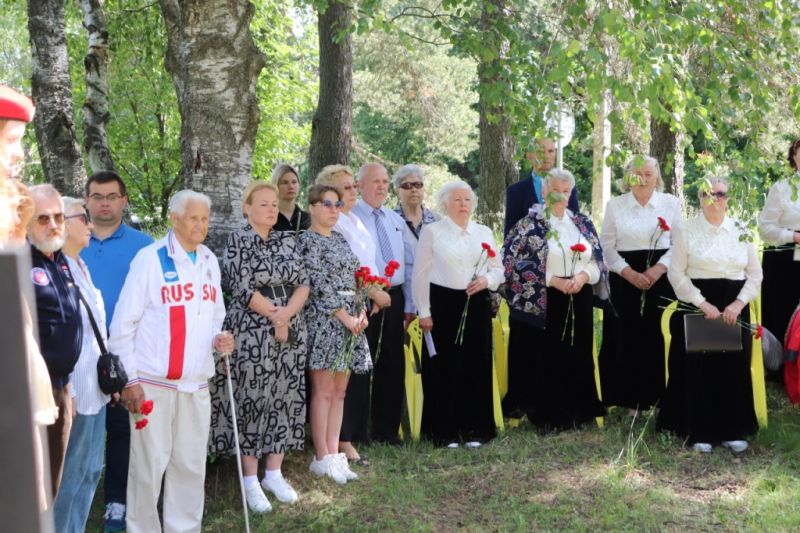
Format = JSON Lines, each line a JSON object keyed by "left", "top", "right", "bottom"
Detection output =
{"left": 76, "top": 288, "right": 128, "bottom": 395}
{"left": 683, "top": 314, "right": 743, "bottom": 354}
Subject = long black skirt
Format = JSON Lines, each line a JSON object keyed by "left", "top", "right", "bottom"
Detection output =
{"left": 525, "top": 284, "right": 604, "bottom": 431}
{"left": 422, "top": 284, "right": 496, "bottom": 445}
{"left": 503, "top": 317, "right": 537, "bottom": 418}
{"left": 599, "top": 249, "right": 674, "bottom": 410}
{"left": 762, "top": 247, "right": 800, "bottom": 380}
{"left": 656, "top": 278, "right": 758, "bottom": 444}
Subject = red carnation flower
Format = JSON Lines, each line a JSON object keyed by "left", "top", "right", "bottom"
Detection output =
{"left": 135, "top": 418, "right": 149, "bottom": 430}
{"left": 481, "top": 242, "right": 491, "bottom": 251}
{"left": 487, "top": 248, "right": 497, "bottom": 258}
{"left": 140, "top": 399, "right": 154, "bottom": 416}
{"left": 387, "top": 260, "right": 400, "bottom": 270}
{"left": 658, "top": 216, "right": 670, "bottom": 232}
{"left": 755, "top": 324, "right": 763, "bottom": 340}
{"left": 570, "top": 243, "right": 587, "bottom": 253}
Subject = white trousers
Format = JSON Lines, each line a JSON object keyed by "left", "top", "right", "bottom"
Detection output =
{"left": 126, "top": 384, "right": 210, "bottom": 533}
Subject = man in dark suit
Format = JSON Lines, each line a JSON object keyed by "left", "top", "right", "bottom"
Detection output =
{"left": 503, "top": 138, "right": 579, "bottom": 237}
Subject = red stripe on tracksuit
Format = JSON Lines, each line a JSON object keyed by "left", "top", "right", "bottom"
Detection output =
{"left": 166, "top": 305, "right": 186, "bottom": 379}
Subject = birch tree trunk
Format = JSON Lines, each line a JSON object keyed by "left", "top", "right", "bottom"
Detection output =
{"left": 591, "top": 90, "right": 612, "bottom": 226}
{"left": 477, "top": 0, "right": 518, "bottom": 231}
{"left": 80, "top": 0, "right": 114, "bottom": 173}
{"left": 159, "top": 0, "right": 266, "bottom": 254}
{"left": 307, "top": 1, "right": 353, "bottom": 182}
{"left": 28, "top": 0, "right": 87, "bottom": 197}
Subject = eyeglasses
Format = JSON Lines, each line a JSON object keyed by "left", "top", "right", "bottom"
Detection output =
{"left": 314, "top": 200, "right": 344, "bottom": 209}
{"left": 65, "top": 213, "right": 91, "bottom": 225}
{"left": 398, "top": 182, "right": 424, "bottom": 190}
{"left": 88, "top": 193, "right": 123, "bottom": 202}
{"left": 701, "top": 191, "right": 728, "bottom": 200}
{"left": 36, "top": 213, "right": 65, "bottom": 226}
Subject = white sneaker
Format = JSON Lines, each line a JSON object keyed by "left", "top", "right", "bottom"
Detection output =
{"left": 721, "top": 440, "right": 748, "bottom": 453}
{"left": 244, "top": 482, "right": 272, "bottom": 513}
{"left": 465, "top": 441, "right": 482, "bottom": 449}
{"left": 692, "top": 442, "right": 713, "bottom": 453}
{"left": 262, "top": 474, "right": 299, "bottom": 503}
{"left": 445, "top": 442, "right": 459, "bottom": 449}
{"left": 309, "top": 454, "right": 347, "bottom": 485}
{"left": 333, "top": 453, "right": 359, "bottom": 481}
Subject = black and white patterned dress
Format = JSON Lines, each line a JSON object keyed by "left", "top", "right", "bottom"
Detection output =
{"left": 298, "top": 230, "right": 372, "bottom": 374}
{"left": 209, "top": 225, "right": 309, "bottom": 456}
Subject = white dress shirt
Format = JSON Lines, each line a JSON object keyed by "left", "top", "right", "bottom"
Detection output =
{"left": 412, "top": 216, "right": 504, "bottom": 318}
{"left": 66, "top": 255, "right": 111, "bottom": 415}
{"left": 667, "top": 215, "right": 763, "bottom": 307}
{"left": 758, "top": 178, "right": 800, "bottom": 245}
{"left": 545, "top": 210, "right": 601, "bottom": 286}
{"left": 334, "top": 209, "right": 379, "bottom": 274}
{"left": 352, "top": 199, "right": 416, "bottom": 312}
{"left": 600, "top": 191, "right": 682, "bottom": 274}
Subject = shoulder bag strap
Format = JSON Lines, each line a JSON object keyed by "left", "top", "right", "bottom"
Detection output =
{"left": 75, "top": 288, "right": 109, "bottom": 356}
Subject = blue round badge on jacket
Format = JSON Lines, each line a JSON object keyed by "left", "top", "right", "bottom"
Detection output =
{"left": 31, "top": 267, "right": 49, "bottom": 286}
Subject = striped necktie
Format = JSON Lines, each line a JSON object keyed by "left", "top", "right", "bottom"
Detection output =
{"left": 372, "top": 208, "right": 394, "bottom": 264}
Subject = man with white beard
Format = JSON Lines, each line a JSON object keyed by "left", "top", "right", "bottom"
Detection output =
{"left": 27, "top": 183, "right": 83, "bottom": 497}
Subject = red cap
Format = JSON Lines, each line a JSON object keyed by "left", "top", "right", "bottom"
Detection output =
{"left": 0, "top": 86, "right": 34, "bottom": 123}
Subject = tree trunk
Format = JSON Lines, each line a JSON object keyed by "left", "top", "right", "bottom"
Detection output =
{"left": 308, "top": 1, "right": 353, "bottom": 182}
{"left": 28, "top": 0, "right": 87, "bottom": 197}
{"left": 159, "top": 0, "right": 266, "bottom": 254}
{"left": 477, "top": 0, "right": 518, "bottom": 231}
{"left": 80, "top": 0, "right": 115, "bottom": 173}
{"left": 591, "top": 90, "right": 612, "bottom": 226}
{"left": 649, "top": 116, "right": 685, "bottom": 204}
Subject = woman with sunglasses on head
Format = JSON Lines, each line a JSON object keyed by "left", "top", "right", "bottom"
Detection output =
{"left": 208, "top": 181, "right": 310, "bottom": 513}
{"left": 315, "top": 164, "right": 388, "bottom": 466}
{"left": 52, "top": 197, "right": 111, "bottom": 533}
{"left": 658, "top": 177, "right": 762, "bottom": 453}
{"left": 298, "top": 184, "right": 371, "bottom": 484}
{"left": 271, "top": 164, "right": 310, "bottom": 234}
{"left": 598, "top": 156, "right": 681, "bottom": 417}
{"left": 758, "top": 139, "right": 800, "bottom": 384}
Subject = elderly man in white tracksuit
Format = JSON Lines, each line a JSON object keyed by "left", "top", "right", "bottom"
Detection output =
{"left": 110, "top": 190, "right": 234, "bottom": 533}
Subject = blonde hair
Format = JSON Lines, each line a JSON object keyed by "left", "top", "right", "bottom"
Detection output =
{"left": 270, "top": 164, "right": 299, "bottom": 186}
{"left": 316, "top": 164, "right": 353, "bottom": 186}
{"left": 241, "top": 182, "right": 278, "bottom": 215}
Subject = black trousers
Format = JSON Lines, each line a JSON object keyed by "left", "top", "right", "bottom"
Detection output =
{"left": 104, "top": 402, "right": 130, "bottom": 504}
{"left": 368, "top": 286, "right": 406, "bottom": 443}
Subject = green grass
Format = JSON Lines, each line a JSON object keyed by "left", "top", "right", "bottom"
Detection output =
{"left": 88, "top": 383, "right": 800, "bottom": 532}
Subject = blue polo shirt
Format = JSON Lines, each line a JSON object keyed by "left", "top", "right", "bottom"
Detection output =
{"left": 81, "top": 223, "right": 154, "bottom": 329}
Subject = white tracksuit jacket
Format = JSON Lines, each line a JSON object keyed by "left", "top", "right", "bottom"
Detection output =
{"left": 109, "top": 231, "right": 226, "bottom": 392}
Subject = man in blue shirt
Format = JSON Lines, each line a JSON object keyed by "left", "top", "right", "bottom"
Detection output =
{"left": 81, "top": 171, "right": 153, "bottom": 532}
{"left": 352, "top": 163, "right": 415, "bottom": 446}
{"left": 503, "top": 138, "right": 580, "bottom": 237}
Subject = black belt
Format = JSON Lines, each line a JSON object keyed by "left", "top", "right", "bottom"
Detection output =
{"left": 388, "top": 284, "right": 403, "bottom": 294}
{"left": 259, "top": 284, "right": 295, "bottom": 300}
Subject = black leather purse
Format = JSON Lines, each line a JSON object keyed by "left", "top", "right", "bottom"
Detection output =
{"left": 683, "top": 314, "right": 743, "bottom": 354}
{"left": 76, "top": 289, "right": 128, "bottom": 395}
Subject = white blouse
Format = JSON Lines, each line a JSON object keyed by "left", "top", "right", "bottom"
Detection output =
{"left": 545, "top": 210, "right": 600, "bottom": 286}
{"left": 667, "top": 215, "right": 762, "bottom": 307}
{"left": 66, "top": 255, "right": 111, "bottom": 415}
{"left": 758, "top": 178, "right": 800, "bottom": 245}
{"left": 412, "top": 217, "right": 504, "bottom": 318}
{"left": 334, "top": 210, "right": 379, "bottom": 274}
{"left": 600, "top": 190, "right": 682, "bottom": 274}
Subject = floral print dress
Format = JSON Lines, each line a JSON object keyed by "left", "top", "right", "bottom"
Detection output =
{"left": 298, "top": 230, "right": 371, "bottom": 374}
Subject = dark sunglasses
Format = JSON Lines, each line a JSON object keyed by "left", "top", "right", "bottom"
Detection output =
{"left": 65, "top": 213, "right": 91, "bottom": 225}
{"left": 314, "top": 200, "right": 344, "bottom": 209}
{"left": 36, "top": 213, "right": 65, "bottom": 226}
{"left": 399, "top": 182, "right": 424, "bottom": 190}
{"left": 701, "top": 191, "right": 728, "bottom": 200}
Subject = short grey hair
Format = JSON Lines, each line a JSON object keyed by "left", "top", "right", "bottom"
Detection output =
{"left": 436, "top": 180, "right": 477, "bottom": 213}
{"left": 698, "top": 176, "right": 729, "bottom": 202}
{"left": 61, "top": 196, "right": 84, "bottom": 215}
{"left": 621, "top": 155, "right": 665, "bottom": 192}
{"left": 392, "top": 164, "right": 424, "bottom": 190}
{"left": 545, "top": 168, "right": 576, "bottom": 189}
{"left": 169, "top": 190, "right": 211, "bottom": 216}
{"left": 270, "top": 164, "right": 299, "bottom": 186}
{"left": 28, "top": 184, "right": 64, "bottom": 210}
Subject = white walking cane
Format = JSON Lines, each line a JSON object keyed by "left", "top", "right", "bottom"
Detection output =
{"left": 221, "top": 338, "right": 251, "bottom": 533}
